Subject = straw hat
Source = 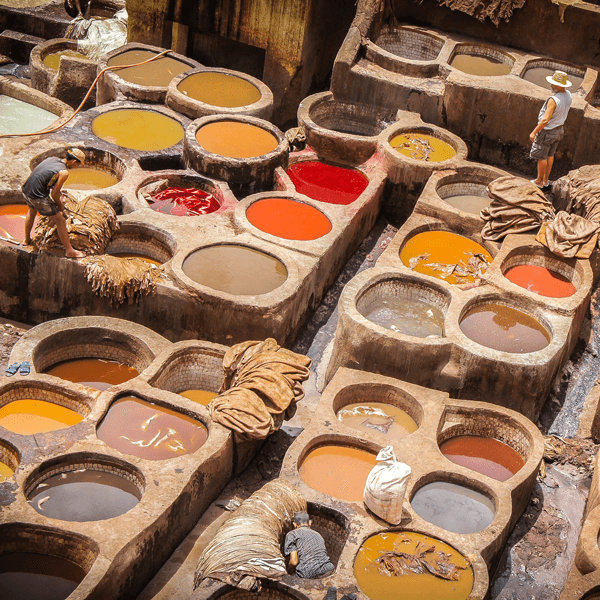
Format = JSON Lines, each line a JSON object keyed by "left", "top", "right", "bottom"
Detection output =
{"left": 546, "top": 70, "right": 572, "bottom": 88}
{"left": 66, "top": 148, "right": 85, "bottom": 163}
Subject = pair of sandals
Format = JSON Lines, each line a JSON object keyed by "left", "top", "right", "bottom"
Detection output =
{"left": 531, "top": 179, "right": 553, "bottom": 191}
{"left": 6, "top": 361, "right": 30, "bottom": 377}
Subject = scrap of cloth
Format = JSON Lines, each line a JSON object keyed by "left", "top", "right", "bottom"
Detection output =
{"left": 481, "top": 176, "right": 556, "bottom": 242}
{"left": 32, "top": 192, "right": 119, "bottom": 255}
{"left": 536, "top": 212, "right": 599, "bottom": 259}
{"left": 209, "top": 338, "right": 311, "bottom": 441}
{"left": 421, "top": 0, "right": 525, "bottom": 25}
{"left": 553, "top": 164, "right": 600, "bottom": 224}
{"left": 194, "top": 479, "right": 307, "bottom": 591}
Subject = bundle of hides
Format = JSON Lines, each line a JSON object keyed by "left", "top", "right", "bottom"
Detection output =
{"left": 425, "top": 0, "right": 525, "bottom": 25}
{"left": 194, "top": 479, "right": 306, "bottom": 591}
{"left": 481, "top": 175, "right": 600, "bottom": 259}
{"left": 81, "top": 255, "right": 165, "bottom": 306}
{"left": 551, "top": 165, "right": 600, "bottom": 224}
{"left": 32, "top": 192, "right": 119, "bottom": 255}
{"left": 209, "top": 338, "right": 311, "bottom": 441}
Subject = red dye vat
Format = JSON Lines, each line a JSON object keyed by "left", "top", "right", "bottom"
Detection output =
{"left": 287, "top": 161, "right": 368, "bottom": 205}
{"left": 148, "top": 187, "right": 220, "bottom": 216}
{"left": 504, "top": 264, "right": 576, "bottom": 298}
{"left": 246, "top": 197, "right": 332, "bottom": 240}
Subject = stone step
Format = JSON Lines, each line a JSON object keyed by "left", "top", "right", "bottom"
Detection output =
{"left": 0, "top": 30, "right": 45, "bottom": 64}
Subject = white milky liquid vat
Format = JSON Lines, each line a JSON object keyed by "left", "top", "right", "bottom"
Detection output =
{"left": 0, "top": 95, "right": 58, "bottom": 135}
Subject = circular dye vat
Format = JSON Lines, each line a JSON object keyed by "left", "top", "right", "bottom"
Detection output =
{"left": 0, "top": 552, "right": 86, "bottom": 600}
{"left": 504, "top": 264, "right": 576, "bottom": 298}
{"left": 354, "top": 530, "right": 474, "bottom": 600}
{"left": 522, "top": 67, "right": 583, "bottom": 91}
{"left": 96, "top": 396, "right": 207, "bottom": 460}
{"left": 182, "top": 245, "right": 287, "bottom": 295}
{"left": 0, "top": 400, "right": 82, "bottom": 435}
{"left": 179, "top": 389, "right": 218, "bottom": 405}
{"left": 64, "top": 167, "right": 119, "bottom": 190}
{"left": 107, "top": 49, "right": 191, "bottom": 87}
{"left": 286, "top": 161, "right": 369, "bottom": 205}
{"left": 440, "top": 435, "right": 525, "bottom": 482}
{"left": 359, "top": 295, "right": 445, "bottom": 338}
{"left": 177, "top": 71, "right": 261, "bottom": 107}
{"left": 195, "top": 120, "right": 278, "bottom": 159}
{"left": 148, "top": 187, "right": 220, "bottom": 216}
{"left": 298, "top": 444, "right": 377, "bottom": 502}
{"left": 390, "top": 133, "right": 456, "bottom": 162}
{"left": 460, "top": 302, "right": 550, "bottom": 353}
{"left": 337, "top": 402, "right": 417, "bottom": 440}
{"left": 442, "top": 194, "right": 490, "bottom": 215}
{"left": 110, "top": 252, "right": 163, "bottom": 266}
{"left": 0, "top": 460, "right": 14, "bottom": 482}
{"left": 400, "top": 231, "right": 492, "bottom": 285}
{"left": 0, "top": 95, "right": 58, "bottom": 135}
{"left": 0, "top": 205, "right": 38, "bottom": 242}
{"left": 411, "top": 481, "right": 495, "bottom": 534}
{"left": 450, "top": 54, "right": 512, "bottom": 76}
{"left": 28, "top": 468, "right": 141, "bottom": 521}
{"left": 246, "top": 198, "right": 332, "bottom": 240}
{"left": 92, "top": 109, "right": 184, "bottom": 151}
{"left": 44, "top": 358, "right": 139, "bottom": 391}
{"left": 43, "top": 49, "right": 88, "bottom": 70}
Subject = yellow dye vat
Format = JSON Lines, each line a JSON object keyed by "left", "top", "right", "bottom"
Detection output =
{"left": 177, "top": 71, "right": 261, "bottom": 107}
{"left": 92, "top": 109, "right": 184, "bottom": 151}
{"left": 43, "top": 49, "right": 88, "bottom": 70}
{"left": 0, "top": 399, "right": 83, "bottom": 435}
{"left": 65, "top": 167, "right": 119, "bottom": 190}
{"left": 0, "top": 461, "right": 14, "bottom": 482}
{"left": 390, "top": 133, "right": 456, "bottom": 162}
{"left": 195, "top": 121, "right": 279, "bottom": 159}
{"left": 179, "top": 389, "right": 218, "bottom": 405}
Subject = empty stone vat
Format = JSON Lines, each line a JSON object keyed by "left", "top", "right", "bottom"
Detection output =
{"left": 105, "top": 222, "right": 175, "bottom": 265}
{"left": 521, "top": 58, "right": 585, "bottom": 91}
{"left": 97, "top": 42, "right": 201, "bottom": 105}
{"left": 25, "top": 453, "right": 144, "bottom": 521}
{"left": 306, "top": 502, "right": 350, "bottom": 569}
{"left": 185, "top": 114, "right": 288, "bottom": 196}
{"left": 167, "top": 67, "right": 274, "bottom": 121}
{"left": 0, "top": 439, "right": 18, "bottom": 482}
{"left": 448, "top": 43, "right": 515, "bottom": 77}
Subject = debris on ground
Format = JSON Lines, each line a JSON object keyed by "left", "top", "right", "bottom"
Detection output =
{"left": 543, "top": 434, "right": 599, "bottom": 476}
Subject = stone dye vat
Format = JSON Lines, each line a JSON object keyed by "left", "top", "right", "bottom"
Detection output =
{"left": 354, "top": 531, "right": 474, "bottom": 600}
{"left": 400, "top": 230, "right": 492, "bottom": 285}
{"left": 373, "top": 27, "right": 445, "bottom": 62}
{"left": 436, "top": 181, "right": 490, "bottom": 215}
{"left": 440, "top": 435, "right": 525, "bottom": 482}
{"left": 337, "top": 402, "right": 418, "bottom": 440}
{"left": 43, "top": 49, "right": 88, "bottom": 70}
{"left": 459, "top": 301, "right": 551, "bottom": 354}
{"left": 0, "top": 441, "right": 18, "bottom": 482}
{"left": 182, "top": 245, "right": 288, "bottom": 295}
{"left": 390, "top": 132, "right": 456, "bottom": 162}
{"left": 246, "top": 197, "right": 332, "bottom": 240}
{"left": 44, "top": 358, "right": 139, "bottom": 390}
{"left": 287, "top": 160, "right": 369, "bottom": 205}
{"left": 0, "top": 205, "right": 38, "bottom": 242}
{"left": 195, "top": 120, "right": 279, "bottom": 159}
{"left": 449, "top": 45, "right": 514, "bottom": 76}
{"left": 105, "top": 222, "right": 175, "bottom": 266}
{"left": 0, "top": 95, "right": 59, "bottom": 135}
{"left": 356, "top": 276, "right": 448, "bottom": 338}
{"left": 97, "top": 395, "right": 208, "bottom": 460}
{"left": 147, "top": 187, "right": 220, "bottom": 216}
{"left": 167, "top": 68, "right": 274, "bottom": 121}
{"left": 0, "top": 399, "right": 83, "bottom": 435}
{"left": 504, "top": 265, "right": 576, "bottom": 298}
{"left": 411, "top": 480, "right": 496, "bottom": 534}
{"left": 521, "top": 59, "right": 585, "bottom": 91}
{"left": 64, "top": 168, "right": 119, "bottom": 190}
{"left": 26, "top": 458, "right": 143, "bottom": 522}
{"left": 298, "top": 442, "right": 378, "bottom": 502}
{"left": 92, "top": 108, "right": 185, "bottom": 151}
{"left": 107, "top": 49, "right": 191, "bottom": 87}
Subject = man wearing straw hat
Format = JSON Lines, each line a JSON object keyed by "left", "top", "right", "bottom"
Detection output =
{"left": 529, "top": 70, "right": 573, "bottom": 190}
{"left": 22, "top": 148, "right": 86, "bottom": 258}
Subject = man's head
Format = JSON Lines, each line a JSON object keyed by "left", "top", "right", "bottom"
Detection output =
{"left": 546, "top": 70, "right": 572, "bottom": 92}
{"left": 292, "top": 511, "right": 311, "bottom": 528}
{"left": 65, "top": 148, "right": 85, "bottom": 168}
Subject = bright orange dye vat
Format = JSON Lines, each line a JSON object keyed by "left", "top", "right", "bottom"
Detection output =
{"left": 45, "top": 358, "right": 139, "bottom": 390}
{"left": 179, "top": 389, "right": 218, "bottom": 405}
{"left": 111, "top": 252, "right": 162, "bottom": 266}
{"left": 0, "top": 461, "right": 14, "bottom": 482}
{"left": 0, "top": 205, "right": 38, "bottom": 241}
{"left": 92, "top": 109, "right": 184, "bottom": 151}
{"left": 504, "top": 264, "right": 576, "bottom": 298}
{"left": 65, "top": 168, "right": 119, "bottom": 190}
{"left": 400, "top": 231, "right": 492, "bottom": 285}
{"left": 107, "top": 50, "right": 191, "bottom": 87}
{"left": 299, "top": 444, "right": 377, "bottom": 502}
{"left": 246, "top": 198, "right": 332, "bottom": 240}
{"left": 195, "top": 121, "right": 278, "bottom": 159}
{"left": 354, "top": 531, "right": 473, "bottom": 600}
{"left": 0, "top": 399, "right": 83, "bottom": 435}
{"left": 177, "top": 71, "right": 261, "bottom": 107}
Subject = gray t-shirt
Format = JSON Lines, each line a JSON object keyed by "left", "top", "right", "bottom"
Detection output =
{"left": 22, "top": 157, "right": 66, "bottom": 200}
{"left": 284, "top": 526, "right": 334, "bottom": 579}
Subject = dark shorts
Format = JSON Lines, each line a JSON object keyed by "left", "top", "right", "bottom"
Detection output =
{"left": 530, "top": 126, "right": 564, "bottom": 160}
{"left": 23, "top": 194, "right": 59, "bottom": 216}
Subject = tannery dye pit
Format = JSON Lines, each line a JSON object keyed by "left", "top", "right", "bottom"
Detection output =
{"left": 44, "top": 358, "right": 139, "bottom": 390}
{"left": 177, "top": 72, "right": 261, "bottom": 108}
{"left": 337, "top": 402, "right": 418, "bottom": 440}
{"left": 107, "top": 50, "right": 191, "bottom": 87}
{"left": 195, "top": 120, "right": 279, "bottom": 159}
{"left": 0, "top": 400, "right": 83, "bottom": 435}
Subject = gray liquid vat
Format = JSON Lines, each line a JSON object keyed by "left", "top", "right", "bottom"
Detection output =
{"left": 442, "top": 194, "right": 490, "bottom": 215}
{"left": 523, "top": 67, "right": 584, "bottom": 91}
{"left": 0, "top": 96, "right": 57, "bottom": 135}
{"left": 411, "top": 481, "right": 495, "bottom": 534}
{"left": 360, "top": 296, "right": 444, "bottom": 337}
